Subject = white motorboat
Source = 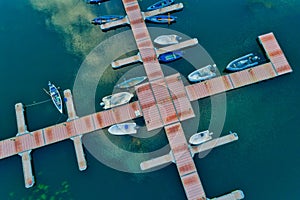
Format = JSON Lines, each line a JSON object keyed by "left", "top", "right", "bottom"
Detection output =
{"left": 108, "top": 123, "right": 138, "bottom": 135}
{"left": 154, "top": 34, "right": 181, "bottom": 45}
{"left": 100, "top": 92, "right": 133, "bottom": 109}
{"left": 189, "top": 130, "right": 213, "bottom": 145}
{"left": 188, "top": 64, "right": 217, "bottom": 83}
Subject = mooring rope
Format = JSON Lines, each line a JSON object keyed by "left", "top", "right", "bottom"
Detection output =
{"left": 24, "top": 99, "right": 51, "bottom": 108}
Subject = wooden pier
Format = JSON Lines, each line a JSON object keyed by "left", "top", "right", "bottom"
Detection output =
{"left": 15, "top": 103, "right": 34, "bottom": 188}
{"left": 111, "top": 39, "right": 198, "bottom": 69}
{"left": 140, "top": 132, "right": 239, "bottom": 170}
{"left": 155, "top": 38, "right": 198, "bottom": 55}
{"left": 100, "top": 3, "right": 184, "bottom": 31}
{"left": 64, "top": 89, "right": 87, "bottom": 171}
{"left": 0, "top": 0, "right": 293, "bottom": 199}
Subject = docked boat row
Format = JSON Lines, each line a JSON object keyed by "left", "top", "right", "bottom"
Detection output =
{"left": 90, "top": 0, "right": 179, "bottom": 26}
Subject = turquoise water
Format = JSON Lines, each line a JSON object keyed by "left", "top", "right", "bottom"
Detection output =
{"left": 0, "top": 0, "right": 300, "bottom": 199}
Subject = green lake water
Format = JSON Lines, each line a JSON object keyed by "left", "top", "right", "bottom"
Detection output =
{"left": 0, "top": 0, "right": 300, "bottom": 199}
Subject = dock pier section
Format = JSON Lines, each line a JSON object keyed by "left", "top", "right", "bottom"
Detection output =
{"left": 15, "top": 103, "right": 35, "bottom": 188}
{"left": 64, "top": 90, "right": 87, "bottom": 171}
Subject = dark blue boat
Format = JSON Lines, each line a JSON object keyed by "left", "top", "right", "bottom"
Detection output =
{"left": 145, "top": 15, "right": 176, "bottom": 24}
{"left": 158, "top": 51, "right": 183, "bottom": 62}
{"left": 147, "top": 0, "right": 175, "bottom": 11}
{"left": 225, "top": 53, "right": 265, "bottom": 72}
{"left": 91, "top": 15, "right": 124, "bottom": 25}
{"left": 87, "top": 0, "right": 109, "bottom": 5}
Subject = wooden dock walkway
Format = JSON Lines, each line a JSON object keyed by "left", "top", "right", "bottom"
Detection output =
{"left": 15, "top": 103, "right": 34, "bottom": 188}
{"left": 185, "top": 33, "right": 293, "bottom": 102}
{"left": 100, "top": 3, "right": 183, "bottom": 31}
{"left": 165, "top": 123, "right": 206, "bottom": 199}
{"left": 140, "top": 132, "right": 239, "bottom": 170}
{"left": 155, "top": 38, "right": 198, "bottom": 55}
{"left": 111, "top": 39, "right": 198, "bottom": 69}
{"left": 0, "top": 0, "right": 292, "bottom": 198}
{"left": 258, "top": 32, "right": 292, "bottom": 75}
{"left": 0, "top": 100, "right": 142, "bottom": 159}
{"left": 64, "top": 89, "right": 87, "bottom": 171}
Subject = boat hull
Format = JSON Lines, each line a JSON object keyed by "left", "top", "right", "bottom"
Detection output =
{"left": 158, "top": 51, "right": 183, "bottom": 62}
{"left": 108, "top": 123, "right": 137, "bottom": 135}
{"left": 188, "top": 64, "right": 217, "bottom": 82}
{"left": 145, "top": 15, "right": 176, "bottom": 24}
{"left": 101, "top": 92, "right": 133, "bottom": 109}
{"left": 116, "top": 76, "right": 147, "bottom": 89}
{"left": 87, "top": 0, "right": 109, "bottom": 5}
{"left": 154, "top": 34, "right": 181, "bottom": 45}
{"left": 147, "top": 0, "right": 175, "bottom": 11}
{"left": 48, "top": 81, "right": 63, "bottom": 113}
{"left": 189, "top": 130, "right": 213, "bottom": 145}
{"left": 225, "top": 53, "right": 265, "bottom": 72}
{"left": 91, "top": 15, "right": 124, "bottom": 25}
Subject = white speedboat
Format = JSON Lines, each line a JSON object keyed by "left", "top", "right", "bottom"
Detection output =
{"left": 100, "top": 92, "right": 133, "bottom": 109}
{"left": 189, "top": 130, "right": 213, "bottom": 145}
{"left": 108, "top": 123, "right": 137, "bottom": 135}
{"left": 154, "top": 34, "right": 181, "bottom": 45}
{"left": 188, "top": 64, "right": 217, "bottom": 83}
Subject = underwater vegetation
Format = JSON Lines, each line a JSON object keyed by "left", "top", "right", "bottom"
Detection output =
{"left": 9, "top": 181, "right": 72, "bottom": 200}
{"left": 29, "top": 0, "right": 107, "bottom": 57}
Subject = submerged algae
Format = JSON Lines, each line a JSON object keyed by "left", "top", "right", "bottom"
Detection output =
{"left": 29, "top": 0, "right": 108, "bottom": 57}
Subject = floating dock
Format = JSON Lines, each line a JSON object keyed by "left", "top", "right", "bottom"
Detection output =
{"left": 0, "top": 0, "right": 293, "bottom": 199}
{"left": 64, "top": 89, "right": 86, "bottom": 171}
{"left": 165, "top": 123, "right": 206, "bottom": 199}
{"left": 111, "top": 39, "right": 198, "bottom": 69}
{"left": 15, "top": 103, "right": 34, "bottom": 188}
{"left": 140, "top": 132, "right": 239, "bottom": 170}
{"left": 155, "top": 38, "right": 198, "bottom": 55}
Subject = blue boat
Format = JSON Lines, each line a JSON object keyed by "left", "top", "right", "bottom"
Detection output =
{"left": 87, "top": 0, "right": 109, "bottom": 5}
{"left": 225, "top": 53, "right": 265, "bottom": 72}
{"left": 91, "top": 15, "right": 124, "bottom": 25}
{"left": 48, "top": 81, "right": 63, "bottom": 113}
{"left": 158, "top": 51, "right": 183, "bottom": 62}
{"left": 147, "top": 0, "right": 175, "bottom": 11}
{"left": 145, "top": 15, "right": 177, "bottom": 24}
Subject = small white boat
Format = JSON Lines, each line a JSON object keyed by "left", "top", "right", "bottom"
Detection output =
{"left": 48, "top": 81, "right": 63, "bottom": 113}
{"left": 188, "top": 64, "right": 217, "bottom": 83}
{"left": 100, "top": 92, "right": 133, "bottom": 109}
{"left": 108, "top": 123, "right": 138, "bottom": 135}
{"left": 189, "top": 130, "right": 213, "bottom": 145}
{"left": 115, "top": 76, "right": 147, "bottom": 89}
{"left": 154, "top": 34, "right": 181, "bottom": 45}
